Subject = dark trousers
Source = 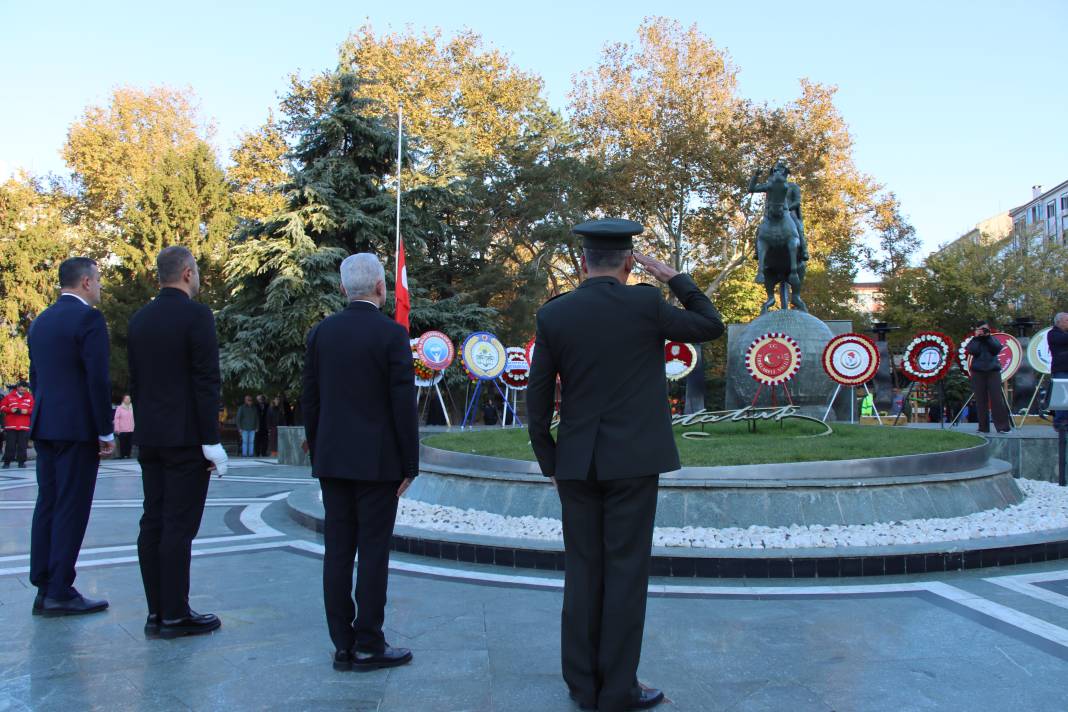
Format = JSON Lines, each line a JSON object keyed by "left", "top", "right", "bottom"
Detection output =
{"left": 30, "top": 440, "right": 99, "bottom": 600}
{"left": 254, "top": 429, "right": 268, "bottom": 457}
{"left": 971, "top": 370, "right": 1011, "bottom": 432}
{"left": 137, "top": 446, "right": 211, "bottom": 620}
{"left": 320, "top": 477, "right": 399, "bottom": 654}
{"left": 557, "top": 473, "right": 659, "bottom": 712}
{"left": 3, "top": 429, "right": 29, "bottom": 465}
{"left": 117, "top": 432, "right": 134, "bottom": 459}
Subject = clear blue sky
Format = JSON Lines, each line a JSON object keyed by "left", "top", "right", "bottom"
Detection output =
{"left": 2, "top": 0, "right": 1066, "bottom": 268}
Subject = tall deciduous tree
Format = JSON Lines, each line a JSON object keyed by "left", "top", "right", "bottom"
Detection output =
{"left": 0, "top": 174, "right": 79, "bottom": 383}
{"left": 62, "top": 86, "right": 206, "bottom": 238}
{"left": 229, "top": 113, "right": 290, "bottom": 223}
{"left": 104, "top": 143, "right": 233, "bottom": 392}
{"left": 570, "top": 17, "right": 911, "bottom": 323}
{"left": 877, "top": 236, "right": 1068, "bottom": 345}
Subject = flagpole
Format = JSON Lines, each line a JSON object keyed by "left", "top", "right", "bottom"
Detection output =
{"left": 395, "top": 104, "right": 402, "bottom": 275}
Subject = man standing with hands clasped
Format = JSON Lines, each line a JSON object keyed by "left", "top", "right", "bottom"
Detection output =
{"left": 302, "top": 253, "right": 418, "bottom": 672}
{"left": 28, "top": 257, "right": 114, "bottom": 616}
{"left": 527, "top": 219, "right": 725, "bottom": 711}
{"left": 127, "top": 246, "right": 228, "bottom": 639}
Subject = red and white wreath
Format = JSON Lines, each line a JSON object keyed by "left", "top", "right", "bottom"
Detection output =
{"left": 745, "top": 332, "right": 802, "bottom": 385}
{"left": 901, "top": 331, "right": 955, "bottom": 383}
{"left": 665, "top": 341, "right": 698, "bottom": 382}
{"left": 499, "top": 347, "right": 530, "bottom": 390}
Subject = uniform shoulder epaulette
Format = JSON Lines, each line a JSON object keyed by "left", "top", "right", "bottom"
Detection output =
{"left": 543, "top": 291, "right": 571, "bottom": 304}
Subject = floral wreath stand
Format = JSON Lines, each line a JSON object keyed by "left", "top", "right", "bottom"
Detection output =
{"left": 413, "top": 332, "right": 455, "bottom": 427}
{"left": 745, "top": 333, "right": 803, "bottom": 414}
{"left": 820, "top": 333, "right": 881, "bottom": 424}
{"left": 895, "top": 331, "right": 956, "bottom": 428}
{"left": 458, "top": 332, "right": 523, "bottom": 428}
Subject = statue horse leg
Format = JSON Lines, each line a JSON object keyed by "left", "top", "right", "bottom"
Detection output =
{"left": 787, "top": 236, "right": 801, "bottom": 288}
{"left": 760, "top": 282, "right": 777, "bottom": 314}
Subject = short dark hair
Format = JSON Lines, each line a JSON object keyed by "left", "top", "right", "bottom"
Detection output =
{"left": 58, "top": 257, "right": 97, "bottom": 288}
{"left": 583, "top": 247, "right": 630, "bottom": 271}
{"left": 157, "top": 246, "right": 196, "bottom": 285}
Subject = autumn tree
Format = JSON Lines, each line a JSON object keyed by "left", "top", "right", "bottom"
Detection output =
{"left": 228, "top": 113, "right": 290, "bottom": 223}
{"left": 570, "top": 17, "right": 911, "bottom": 323}
{"left": 62, "top": 86, "right": 206, "bottom": 244}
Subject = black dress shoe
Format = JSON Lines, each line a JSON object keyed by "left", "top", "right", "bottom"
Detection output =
{"left": 351, "top": 646, "right": 412, "bottom": 671}
{"left": 32, "top": 592, "right": 44, "bottom": 615}
{"left": 41, "top": 593, "right": 109, "bottom": 617}
{"left": 333, "top": 650, "right": 354, "bottom": 671}
{"left": 627, "top": 685, "right": 665, "bottom": 710}
{"left": 144, "top": 614, "right": 161, "bottom": 638}
{"left": 571, "top": 685, "right": 665, "bottom": 711}
{"left": 159, "top": 610, "right": 221, "bottom": 639}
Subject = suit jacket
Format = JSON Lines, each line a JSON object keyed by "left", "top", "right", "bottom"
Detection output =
{"left": 28, "top": 294, "right": 114, "bottom": 442}
{"left": 127, "top": 288, "right": 221, "bottom": 447}
{"left": 527, "top": 274, "right": 724, "bottom": 481}
{"left": 301, "top": 301, "right": 418, "bottom": 482}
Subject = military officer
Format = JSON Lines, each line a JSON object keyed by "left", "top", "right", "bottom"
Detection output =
{"left": 527, "top": 218, "right": 725, "bottom": 712}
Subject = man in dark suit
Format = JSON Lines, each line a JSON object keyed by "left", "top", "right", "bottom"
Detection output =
{"left": 527, "top": 219, "right": 724, "bottom": 712}
{"left": 28, "top": 257, "right": 114, "bottom": 616}
{"left": 127, "top": 246, "right": 228, "bottom": 639}
{"left": 301, "top": 252, "right": 418, "bottom": 672}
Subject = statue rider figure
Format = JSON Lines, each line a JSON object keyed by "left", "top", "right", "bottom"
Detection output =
{"left": 748, "top": 160, "right": 809, "bottom": 284}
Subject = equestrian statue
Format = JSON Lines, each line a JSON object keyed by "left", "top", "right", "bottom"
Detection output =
{"left": 748, "top": 160, "right": 809, "bottom": 313}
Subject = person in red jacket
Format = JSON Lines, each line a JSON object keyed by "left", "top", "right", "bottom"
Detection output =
{"left": 1, "top": 380, "right": 34, "bottom": 468}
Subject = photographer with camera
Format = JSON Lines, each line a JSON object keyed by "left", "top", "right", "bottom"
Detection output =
{"left": 966, "top": 320, "right": 1011, "bottom": 434}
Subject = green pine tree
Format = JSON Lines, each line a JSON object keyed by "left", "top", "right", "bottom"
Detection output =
{"left": 218, "top": 72, "right": 413, "bottom": 396}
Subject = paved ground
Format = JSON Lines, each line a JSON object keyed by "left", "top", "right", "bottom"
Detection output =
{"left": 5, "top": 460, "right": 1068, "bottom": 711}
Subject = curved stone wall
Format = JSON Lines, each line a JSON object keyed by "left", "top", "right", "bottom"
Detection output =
{"left": 411, "top": 442, "right": 1022, "bottom": 528}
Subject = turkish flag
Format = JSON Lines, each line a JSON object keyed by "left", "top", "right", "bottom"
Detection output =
{"left": 395, "top": 236, "right": 410, "bottom": 332}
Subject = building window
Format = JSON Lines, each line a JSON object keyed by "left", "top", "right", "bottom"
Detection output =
{"left": 1061, "top": 194, "right": 1068, "bottom": 211}
{"left": 1048, "top": 202, "right": 1056, "bottom": 218}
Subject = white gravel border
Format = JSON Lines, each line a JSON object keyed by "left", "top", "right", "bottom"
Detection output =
{"left": 395, "top": 480, "right": 1068, "bottom": 550}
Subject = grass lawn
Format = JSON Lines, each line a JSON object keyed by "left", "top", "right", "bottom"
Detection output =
{"left": 423, "top": 421, "right": 984, "bottom": 467}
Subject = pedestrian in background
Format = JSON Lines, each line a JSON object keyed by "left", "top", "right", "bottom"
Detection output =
{"left": 267, "top": 396, "right": 284, "bottom": 456}
{"left": 254, "top": 394, "right": 269, "bottom": 457}
{"left": 112, "top": 394, "right": 135, "bottom": 459}
{"left": 1, "top": 381, "right": 34, "bottom": 468}
{"left": 235, "top": 395, "right": 259, "bottom": 457}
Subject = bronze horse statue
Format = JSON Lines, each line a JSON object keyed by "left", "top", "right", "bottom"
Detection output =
{"left": 748, "top": 162, "right": 808, "bottom": 313}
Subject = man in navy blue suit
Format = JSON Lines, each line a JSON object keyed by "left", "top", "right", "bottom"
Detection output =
{"left": 28, "top": 257, "right": 114, "bottom": 616}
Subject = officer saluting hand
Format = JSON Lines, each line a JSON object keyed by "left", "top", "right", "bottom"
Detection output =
{"left": 527, "top": 219, "right": 724, "bottom": 712}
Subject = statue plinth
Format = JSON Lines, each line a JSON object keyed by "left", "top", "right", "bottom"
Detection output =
{"left": 725, "top": 311, "right": 852, "bottom": 420}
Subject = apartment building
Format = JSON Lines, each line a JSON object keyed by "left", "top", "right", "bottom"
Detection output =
{"left": 1010, "top": 180, "right": 1068, "bottom": 249}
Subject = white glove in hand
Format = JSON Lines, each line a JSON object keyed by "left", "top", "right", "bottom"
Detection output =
{"left": 202, "top": 443, "right": 229, "bottom": 477}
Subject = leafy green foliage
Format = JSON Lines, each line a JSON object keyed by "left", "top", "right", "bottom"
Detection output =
{"left": 0, "top": 175, "right": 79, "bottom": 383}
{"left": 218, "top": 73, "right": 409, "bottom": 396}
